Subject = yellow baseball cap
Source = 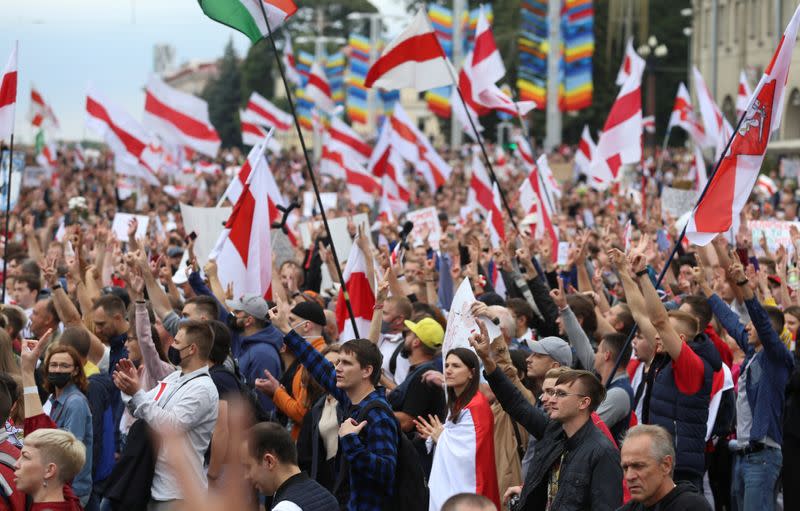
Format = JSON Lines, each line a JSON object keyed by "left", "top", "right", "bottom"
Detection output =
{"left": 404, "top": 318, "right": 445, "bottom": 349}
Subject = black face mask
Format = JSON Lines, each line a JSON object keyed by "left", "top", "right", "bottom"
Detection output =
{"left": 47, "top": 372, "right": 71, "bottom": 389}
{"left": 167, "top": 346, "right": 183, "bottom": 366}
{"left": 228, "top": 315, "right": 244, "bottom": 332}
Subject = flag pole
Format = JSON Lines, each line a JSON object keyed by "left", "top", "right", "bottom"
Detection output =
{"left": 604, "top": 109, "right": 749, "bottom": 388}
{"left": 256, "top": 5, "right": 361, "bottom": 338}
{"left": 442, "top": 61, "right": 519, "bottom": 232}
{"left": 1, "top": 133, "right": 15, "bottom": 303}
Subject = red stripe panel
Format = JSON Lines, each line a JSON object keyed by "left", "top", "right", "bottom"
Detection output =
{"left": 307, "top": 72, "right": 332, "bottom": 97}
{"left": 365, "top": 33, "right": 445, "bottom": 87}
{"left": 603, "top": 89, "right": 640, "bottom": 131}
{"left": 242, "top": 121, "right": 266, "bottom": 137}
{"left": 347, "top": 170, "right": 380, "bottom": 194}
{"left": 0, "top": 71, "right": 17, "bottom": 108}
{"left": 472, "top": 29, "right": 498, "bottom": 66}
{"left": 330, "top": 128, "right": 370, "bottom": 157}
{"left": 247, "top": 101, "right": 291, "bottom": 130}
{"left": 145, "top": 91, "right": 220, "bottom": 142}
{"left": 336, "top": 271, "right": 374, "bottom": 331}
{"left": 31, "top": 90, "right": 44, "bottom": 106}
{"left": 86, "top": 96, "right": 146, "bottom": 158}
{"left": 226, "top": 188, "right": 256, "bottom": 265}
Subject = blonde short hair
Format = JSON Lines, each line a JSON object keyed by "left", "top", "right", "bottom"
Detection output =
{"left": 25, "top": 429, "right": 86, "bottom": 482}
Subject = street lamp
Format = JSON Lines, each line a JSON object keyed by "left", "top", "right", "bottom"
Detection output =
{"left": 637, "top": 36, "right": 668, "bottom": 156}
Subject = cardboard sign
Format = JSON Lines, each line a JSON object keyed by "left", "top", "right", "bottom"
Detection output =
{"left": 442, "top": 279, "right": 502, "bottom": 362}
{"left": 748, "top": 219, "right": 800, "bottom": 257}
{"left": 406, "top": 207, "right": 443, "bottom": 249}
{"left": 298, "top": 213, "right": 369, "bottom": 260}
{"left": 179, "top": 204, "right": 232, "bottom": 266}
{"left": 661, "top": 186, "right": 699, "bottom": 219}
{"left": 111, "top": 213, "right": 149, "bottom": 242}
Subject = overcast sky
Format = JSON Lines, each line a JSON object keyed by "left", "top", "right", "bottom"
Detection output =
{"left": 1, "top": 0, "right": 406, "bottom": 144}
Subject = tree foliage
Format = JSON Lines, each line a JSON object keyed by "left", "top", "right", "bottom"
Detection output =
{"left": 202, "top": 38, "right": 242, "bottom": 149}
{"left": 240, "top": 38, "right": 275, "bottom": 108}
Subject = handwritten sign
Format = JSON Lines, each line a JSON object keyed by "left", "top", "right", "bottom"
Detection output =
{"left": 661, "top": 186, "right": 699, "bottom": 219}
{"left": 406, "top": 207, "right": 443, "bottom": 249}
{"left": 748, "top": 219, "right": 800, "bottom": 257}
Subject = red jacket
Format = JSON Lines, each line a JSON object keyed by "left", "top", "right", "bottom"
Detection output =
{"left": 0, "top": 439, "right": 24, "bottom": 511}
{"left": 22, "top": 415, "right": 83, "bottom": 511}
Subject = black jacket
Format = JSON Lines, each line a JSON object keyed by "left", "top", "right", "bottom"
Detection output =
{"left": 616, "top": 481, "right": 712, "bottom": 511}
{"left": 272, "top": 472, "right": 339, "bottom": 511}
{"left": 486, "top": 368, "right": 623, "bottom": 511}
{"left": 296, "top": 395, "right": 346, "bottom": 493}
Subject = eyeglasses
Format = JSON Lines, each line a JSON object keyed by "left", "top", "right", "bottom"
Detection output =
{"left": 544, "top": 389, "right": 588, "bottom": 400}
{"left": 48, "top": 363, "right": 74, "bottom": 370}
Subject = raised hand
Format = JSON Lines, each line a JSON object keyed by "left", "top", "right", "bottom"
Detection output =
{"left": 254, "top": 369, "right": 280, "bottom": 397}
{"left": 549, "top": 276, "right": 568, "bottom": 309}
{"left": 413, "top": 414, "right": 444, "bottom": 443}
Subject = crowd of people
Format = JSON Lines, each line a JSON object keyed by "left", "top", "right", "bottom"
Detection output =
{"left": 0, "top": 135, "right": 796, "bottom": 511}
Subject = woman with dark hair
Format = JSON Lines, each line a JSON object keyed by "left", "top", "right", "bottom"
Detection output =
{"left": 415, "top": 347, "right": 500, "bottom": 511}
{"left": 42, "top": 344, "right": 94, "bottom": 506}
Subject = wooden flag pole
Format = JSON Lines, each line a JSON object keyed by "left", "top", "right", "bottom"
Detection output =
{"left": 1, "top": 133, "right": 15, "bottom": 303}
{"left": 256, "top": 4, "right": 360, "bottom": 338}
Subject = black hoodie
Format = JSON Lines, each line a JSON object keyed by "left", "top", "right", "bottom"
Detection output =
{"left": 616, "top": 481, "right": 712, "bottom": 510}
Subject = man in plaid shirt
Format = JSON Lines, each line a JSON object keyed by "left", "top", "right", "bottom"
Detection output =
{"left": 269, "top": 302, "right": 398, "bottom": 511}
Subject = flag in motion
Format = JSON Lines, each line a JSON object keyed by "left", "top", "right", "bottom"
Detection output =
{"left": 198, "top": 0, "right": 297, "bottom": 43}
{"left": 686, "top": 4, "right": 800, "bottom": 245}
{"left": 245, "top": 92, "right": 293, "bottom": 131}
{"left": 365, "top": 8, "right": 451, "bottom": 91}
{"left": 30, "top": 87, "right": 59, "bottom": 131}
{"left": 737, "top": 70, "right": 753, "bottom": 118}
{"left": 0, "top": 43, "right": 18, "bottom": 141}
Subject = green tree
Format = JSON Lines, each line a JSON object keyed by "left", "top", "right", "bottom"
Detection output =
{"left": 240, "top": 38, "right": 275, "bottom": 107}
{"left": 203, "top": 38, "right": 242, "bottom": 149}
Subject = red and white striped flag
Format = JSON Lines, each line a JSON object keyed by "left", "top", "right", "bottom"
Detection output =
{"left": 574, "top": 125, "right": 596, "bottom": 177}
{"left": 328, "top": 116, "right": 370, "bottom": 163}
{"left": 283, "top": 33, "right": 303, "bottom": 87}
{"left": 0, "top": 43, "right": 18, "bottom": 141}
{"left": 246, "top": 91, "right": 293, "bottom": 131}
{"left": 365, "top": 8, "right": 451, "bottom": 91}
{"left": 537, "top": 152, "right": 562, "bottom": 202}
{"left": 390, "top": 104, "right": 451, "bottom": 190}
{"left": 469, "top": 152, "right": 505, "bottom": 246}
{"left": 368, "top": 122, "right": 410, "bottom": 206}
{"left": 73, "top": 143, "right": 86, "bottom": 170}
{"left": 693, "top": 66, "right": 734, "bottom": 160}
{"left": 737, "top": 70, "right": 753, "bottom": 118}
{"left": 210, "top": 140, "right": 273, "bottom": 299}
{"left": 144, "top": 75, "right": 221, "bottom": 157}
{"left": 86, "top": 86, "right": 159, "bottom": 185}
{"left": 590, "top": 45, "right": 644, "bottom": 188}
{"left": 305, "top": 61, "right": 335, "bottom": 113}
{"left": 336, "top": 238, "right": 375, "bottom": 341}
{"left": 642, "top": 115, "right": 655, "bottom": 133}
{"left": 686, "top": 5, "right": 800, "bottom": 245}
{"left": 240, "top": 109, "right": 282, "bottom": 154}
{"left": 615, "top": 38, "right": 639, "bottom": 86}
{"left": 755, "top": 174, "right": 778, "bottom": 197}
{"left": 667, "top": 82, "right": 707, "bottom": 147}
{"left": 36, "top": 141, "right": 58, "bottom": 169}
{"left": 687, "top": 144, "right": 708, "bottom": 191}
{"left": 518, "top": 154, "right": 558, "bottom": 257}
{"left": 30, "top": 86, "right": 59, "bottom": 131}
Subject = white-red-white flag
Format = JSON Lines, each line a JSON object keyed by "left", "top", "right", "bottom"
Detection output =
{"left": 667, "top": 82, "right": 707, "bottom": 147}
{"left": 246, "top": 91, "right": 293, "bottom": 132}
{"left": 737, "top": 70, "right": 753, "bottom": 118}
{"left": 365, "top": 8, "right": 451, "bottom": 91}
{"left": 328, "top": 116, "right": 370, "bottom": 163}
{"left": 336, "top": 239, "right": 375, "bottom": 341}
{"left": 574, "top": 125, "right": 596, "bottom": 177}
{"left": 615, "top": 38, "right": 639, "bottom": 86}
{"left": 755, "top": 174, "right": 778, "bottom": 197}
{"left": 389, "top": 104, "right": 451, "bottom": 190}
{"left": 36, "top": 141, "right": 58, "bottom": 169}
{"left": 211, "top": 140, "right": 273, "bottom": 298}
{"left": 518, "top": 154, "right": 558, "bottom": 257}
{"left": 30, "top": 86, "right": 59, "bottom": 131}
{"left": 305, "top": 61, "right": 335, "bottom": 113}
{"left": 590, "top": 45, "right": 645, "bottom": 188}
{"left": 283, "top": 34, "right": 303, "bottom": 87}
{"left": 642, "top": 115, "right": 655, "bottom": 133}
{"left": 469, "top": 152, "right": 505, "bottom": 245}
{"left": 693, "top": 66, "right": 734, "bottom": 159}
{"left": 686, "top": 5, "right": 800, "bottom": 245}
{"left": 0, "top": 43, "right": 18, "bottom": 141}
{"left": 144, "top": 75, "right": 221, "bottom": 157}
{"left": 687, "top": 144, "right": 708, "bottom": 191}
{"left": 537, "top": 152, "right": 562, "bottom": 202}
{"left": 240, "top": 109, "right": 282, "bottom": 154}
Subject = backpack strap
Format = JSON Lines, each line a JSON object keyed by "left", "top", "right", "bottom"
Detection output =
{"left": 389, "top": 342, "right": 403, "bottom": 376}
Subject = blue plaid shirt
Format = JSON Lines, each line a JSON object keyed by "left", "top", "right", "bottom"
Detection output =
{"left": 283, "top": 330, "right": 397, "bottom": 511}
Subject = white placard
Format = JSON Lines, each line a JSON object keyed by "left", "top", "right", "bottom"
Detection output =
{"left": 179, "top": 204, "right": 232, "bottom": 265}
{"left": 111, "top": 213, "right": 149, "bottom": 242}
{"left": 406, "top": 207, "right": 443, "bottom": 249}
{"left": 557, "top": 242, "right": 570, "bottom": 266}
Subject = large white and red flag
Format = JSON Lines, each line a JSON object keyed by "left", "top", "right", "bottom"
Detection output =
{"left": 687, "top": 144, "right": 708, "bottom": 191}
{"left": 305, "top": 61, "right": 336, "bottom": 113}
{"left": 589, "top": 44, "right": 645, "bottom": 188}
{"left": 686, "top": 5, "right": 800, "bottom": 245}
{"left": 693, "top": 66, "right": 734, "bottom": 159}
{"left": 365, "top": 8, "right": 451, "bottom": 91}
{"left": 537, "top": 152, "right": 562, "bottom": 202}
{"left": 30, "top": 87, "right": 59, "bottom": 131}
{"left": 667, "top": 82, "right": 707, "bottom": 146}
{"left": 211, "top": 139, "right": 273, "bottom": 298}
{"left": 345, "top": 160, "right": 381, "bottom": 206}
{"left": 574, "top": 125, "right": 596, "bottom": 177}
{"left": 469, "top": 152, "right": 505, "bottom": 244}
{"left": 246, "top": 92, "right": 293, "bottom": 131}
{"left": 0, "top": 43, "right": 18, "bottom": 141}
{"left": 336, "top": 238, "right": 375, "bottom": 341}
{"left": 144, "top": 75, "right": 221, "bottom": 157}
{"left": 328, "top": 116, "right": 370, "bottom": 163}
{"left": 737, "top": 70, "right": 753, "bottom": 118}
{"left": 615, "top": 38, "right": 639, "bottom": 86}
{"left": 85, "top": 86, "right": 159, "bottom": 185}
{"left": 283, "top": 34, "right": 303, "bottom": 86}
{"left": 389, "top": 104, "right": 451, "bottom": 189}
{"left": 518, "top": 154, "right": 559, "bottom": 258}
{"left": 240, "top": 109, "right": 282, "bottom": 154}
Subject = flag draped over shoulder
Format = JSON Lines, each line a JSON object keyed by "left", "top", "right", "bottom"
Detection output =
{"left": 198, "top": 0, "right": 297, "bottom": 43}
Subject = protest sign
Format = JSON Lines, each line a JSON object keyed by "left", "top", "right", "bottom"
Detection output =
{"left": 22, "top": 165, "right": 50, "bottom": 188}
{"left": 271, "top": 230, "right": 296, "bottom": 269}
{"left": 406, "top": 207, "right": 443, "bottom": 249}
{"left": 661, "top": 186, "right": 699, "bottom": 219}
{"left": 298, "top": 213, "right": 369, "bottom": 261}
{"left": 748, "top": 219, "right": 800, "bottom": 257}
{"left": 111, "top": 213, "right": 149, "bottom": 242}
{"left": 442, "top": 279, "right": 502, "bottom": 362}
{"left": 0, "top": 151, "right": 24, "bottom": 210}
{"left": 179, "top": 204, "right": 232, "bottom": 265}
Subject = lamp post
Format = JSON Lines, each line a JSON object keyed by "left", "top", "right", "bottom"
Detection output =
{"left": 637, "top": 36, "right": 668, "bottom": 157}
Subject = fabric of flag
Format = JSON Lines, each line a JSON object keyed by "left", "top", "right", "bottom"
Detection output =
{"left": 390, "top": 103, "right": 451, "bottom": 190}
{"left": 365, "top": 8, "right": 451, "bottom": 92}
{"left": 245, "top": 91, "right": 293, "bottom": 131}
{"left": 517, "top": 1, "right": 548, "bottom": 108}
{"left": 686, "top": 5, "right": 800, "bottom": 245}
{"left": 328, "top": 116, "right": 370, "bottom": 163}
{"left": 574, "top": 124, "right": 595, "bottom": 178}
{"left": 305, "top": 61, "right": 336, "bottom": 113}
{"left": 210, "top": 139, "right": 274, "bottom": 298}
{"left": 143, "top": 75, "right": 221, "bottom": 157}
{"left": 667, "top": 82, "right": 707, "bottom": 147}
{"left": 30, "top": 87, "right": 59, "bottom": 131}
{"left": 336, "top": 239, "right": 375, "bottom": 341}
{"left": 346, "top": 33, "right": 370, "bottom": 124}
{"left": 198, "top": 0, "right": 297, "bottom": 43}
{"left": 755, "top": 174, "right": 778, "bottom": 197}
{"left": 283, "top": 34, "right": 303, "bottom": 86}
{"left": 517, "top": 146, "right": 559, "bottom": 258}
{"left": 469, "top": 153, "right": 505, "bottom": 246}
{"left": 737, "top": 70, "right": 753, "bottom": 118}
{"left": 240, "top": 109, "right": 282, "bottom": 154}
{"left": 561, "top": 0, "right": 593, "bottom": 111}
{"left": 0, "top": 43, "right": 18, "bottom": 141}
{"left": 693, "top": 66, "right": 735, "bottom": 161}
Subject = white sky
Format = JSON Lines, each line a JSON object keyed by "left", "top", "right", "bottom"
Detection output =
{"left": 0, "top": 0, "right": 405, "bottom": 144}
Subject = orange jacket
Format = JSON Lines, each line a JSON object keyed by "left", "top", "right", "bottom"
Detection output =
{"left": 273, "top": 336, "right": 326, "bottom": 440}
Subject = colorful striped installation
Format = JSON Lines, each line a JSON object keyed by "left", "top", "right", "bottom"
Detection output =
{"left": 561, "top": 0, "right": 593, "bottom": 111}
{"left": 346, "top": 33, "right": 370, "bottom": 124}
{"left": 327, "top": 51, "right": 346, "bottom": 106}
{"left": 517, "top": 0, "right": 548, "bottom": 109}
{"left": 294, "top": 50, "right": 315, "bottom": 130}
{"left": 425, "top": 4, "right": 454, "bottom": 119}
